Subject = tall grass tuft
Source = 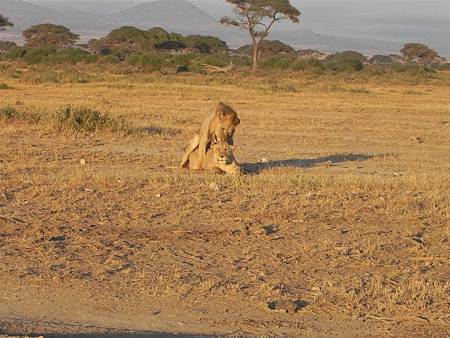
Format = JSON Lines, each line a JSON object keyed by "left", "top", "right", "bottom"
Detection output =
{"left": 52, "top": 106, "right": 128, "bottom": 134}
{"left": 0, "top": 106, "right": 43, "bottom": 123}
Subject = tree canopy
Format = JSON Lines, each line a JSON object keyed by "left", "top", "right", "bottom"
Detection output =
{"left": 325, "top": 51, "right": 367, "bottom": 63}
{"left": 88, "top": 26, "right": 228, "bottom": 55}
{"left": 221, "top": 0, "right": 300, "bottom": 71}
{"left": 237, "top": 40, "right": 295, "bottom": 57}
{"left": 23, "top": 24, "right": 79, "bottom": 48}
{"left": 0, "top": 14, "right": 13, "bottom": 29}
{"left": 400, "top": 43, "right": 441, "bottom": 64}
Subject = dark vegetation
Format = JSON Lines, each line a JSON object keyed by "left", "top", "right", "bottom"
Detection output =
{"left": 0, "top": 14, "right": 13, "bottom": 29}
{"left": 0, "top": 105, "right": 130, "bottom": 135}
{"left": 0, "top": 21, "right": 448, "bottom": 74}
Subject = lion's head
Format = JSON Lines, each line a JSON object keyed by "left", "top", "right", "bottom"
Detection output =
{"left": 214, "top": 102, "right": 240, "bottom": 142}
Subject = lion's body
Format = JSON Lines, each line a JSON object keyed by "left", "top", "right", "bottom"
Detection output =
{"left": 180, "top": 102, "right": 240, "bottom": 168}
{"left": 188, "top": 141, "right": 241, "bottom": 175}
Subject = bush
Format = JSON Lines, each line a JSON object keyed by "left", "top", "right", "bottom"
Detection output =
{"left": 140, "top": 53, "right": 164, "bottom": 71}
{"left": 2, "top": 46, "right": 28, "bottom": 60}
{"left": 0, "top": 106, "right": 42, "bottom": 123}
{"left": 197, "top": 53, "right": 231, "bottom": 67}
{"left": 261, "top": 56, "right": 295, "bottom": 70}
{"left": 0, "top": 83, "right": 10, "bottom": 90}
{"left": 0, "top": 41, "right": 16, "bottom": 53}
{"left": 290, "top": 59, "right": 325, "bottom": 73}
{"left": 391, "top": 64, "right": 436, "bottom": 75}
{"left": 126, "top": 53, "right": 165, "bottom": 71}
{"left": 98, "top": 55, "right": 120, "bottom": 64}
{"left": 52, "top": 106, "right": 128, "bottom": 134}
{"left": 182, "top": 35, "right": 228, "bottom": 53}
{"left": 327, "top": 59, "right": 364, "bottom": 72}
{"left": 1, "top": 46, "right": 95, "bottom": 65}
{"left": 44, "top": 48, "right": 96, "bottom": 65}
{"left": 326, "top": 51, "right": 367, "bottom": 63}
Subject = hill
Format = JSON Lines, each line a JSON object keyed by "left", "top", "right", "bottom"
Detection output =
{"left": 111, "top": 0, "right": 219, "bottom": 32}
{"left": 0, "top": 0, "right": 115, "bottom": 41}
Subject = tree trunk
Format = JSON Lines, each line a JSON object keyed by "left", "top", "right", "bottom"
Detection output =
{"left": 252, "top": 41, "right": 259, "bottom": 72}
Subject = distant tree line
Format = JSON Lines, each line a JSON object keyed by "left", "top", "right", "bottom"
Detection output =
{"left": 0, "top": 19, "right": 447, "bottom": 72}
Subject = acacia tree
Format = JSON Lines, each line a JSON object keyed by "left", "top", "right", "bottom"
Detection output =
{"left": 400, "top": 43, "right": 441, "bottom": 65}
{"left": 0, "top": 14, "right": 13, "bottom": 30}
{"left": 23, "top": 23, "right": 79, "bottom": 48}
{"left": 221, "top": 0, "right": 300, "bottom": 72}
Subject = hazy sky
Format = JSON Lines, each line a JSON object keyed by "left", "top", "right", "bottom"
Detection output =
{"left": 11, "top": 0, "right": 450, "bottom": 55}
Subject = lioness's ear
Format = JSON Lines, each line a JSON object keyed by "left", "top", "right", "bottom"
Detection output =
{"left": 213, "top": 134, "right": 218, "bottom": 143}
{"left": 234, "top": 117, "right": 240, "bottom": 126}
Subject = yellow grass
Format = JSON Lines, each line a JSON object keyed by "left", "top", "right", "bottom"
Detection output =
{"left": 0, "top": 64, "right": 449, "bottom": 336}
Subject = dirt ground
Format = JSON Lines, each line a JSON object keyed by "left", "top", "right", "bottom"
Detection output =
{"left": 0, "top": 69, "right": 449, "bottom": 337}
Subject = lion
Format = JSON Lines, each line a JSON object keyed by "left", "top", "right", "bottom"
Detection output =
{"left": 180, "top": 102, "right": 240, "bottom": 169}
{"left": 187, "top": 137, "right": 241, "bottom": 176}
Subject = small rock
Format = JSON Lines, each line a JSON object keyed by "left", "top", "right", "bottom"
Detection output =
{"left": 80, "top": 159, "right": 86, "bottom": 165}
{"left": 155, "top": 193, "right": 162, "bottom": 198}
{"left": 49, "top": 235, "right": 66, "bottom": 242}
{"left": 258, "top": 158, "right": 270, "bottom": 163}
{"left": 262, "top": 224, "right": 278, "bottom": 235}
{"left": 208, "top": 182, "right": 221, "bottom": 191}
{"left": 267, "top": 300, "right": 307, "bottom": 314}
{"left": 411, "top": 136, "right": 424, "bottom": 143}
{"left": 304, "top": 192, "right": 314, "bottom": 199}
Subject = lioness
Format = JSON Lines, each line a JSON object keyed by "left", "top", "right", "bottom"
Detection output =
{"left": 180, "top": 102, "right": 240, "bottom": 169}
{"left": 188, "top": 138, "right": 241, "bottom": 176}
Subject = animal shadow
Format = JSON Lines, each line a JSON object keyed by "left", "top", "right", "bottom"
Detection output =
{"left": 242, "top": 153, "right": 378, "bottom": 174}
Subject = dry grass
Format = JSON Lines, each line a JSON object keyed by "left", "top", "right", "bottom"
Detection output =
{"left": 0, "top": 64, "right": 449, "bottom": 336}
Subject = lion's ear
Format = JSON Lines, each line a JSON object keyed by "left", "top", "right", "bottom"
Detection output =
{"left": 213, "top": 134, "right": 218, "bottom": 143}
{"left": 234, "top": 117, "right": 240, "bottom": 126}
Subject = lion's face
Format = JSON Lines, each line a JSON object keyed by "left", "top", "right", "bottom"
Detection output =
{"left": 211, "top": 141, "right": 235, "bottom": 165}
{"left": 215, "top": 114, "right": 240, "bottom": 142}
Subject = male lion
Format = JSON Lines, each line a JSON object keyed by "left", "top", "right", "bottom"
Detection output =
{"left": 188, "top": 138, "right": 241, "bottom": 176}
{"left": 180, "top": 102, "right": 240, "bottom": 169}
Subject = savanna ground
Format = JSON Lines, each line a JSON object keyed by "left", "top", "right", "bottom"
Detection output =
{"left": 0, "top": 64, "right": 449, "bottom": 337}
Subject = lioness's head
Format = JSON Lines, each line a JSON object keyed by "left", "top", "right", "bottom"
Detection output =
{"left": 211, "top": 139, "right": 235, "bottom": 165}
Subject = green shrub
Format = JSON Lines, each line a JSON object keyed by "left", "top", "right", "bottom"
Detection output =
{"left": 391, "top": 64, "right": 436, "bottom": 74}
{"left": 44, "top": 48, "right": 95, "bottom": 65}
{"left": 23, "top": 46, "right": 57, "bottom": 64}
{"left": 52, "top": 106, "right": 128, "bottom": 134}
{"left": 0, "top": 106, "right": 42, "bottom": 123}
{"left": 326, "top": 51, "right": 367, "bottom": 63}
{"left": 0, "top": 83, "right": 10, "bottom": 90}
{"left": 125, "top": 53, "right": 165, "bottom": 71}
{"left": 140, "top": 54, "right": 164, "bottom": 71}
{"left": 290, "top": 59, "right": 325, "bottom": 73}
{"left": 196, "top": 53, "right": 231, "bottom": 67}
{"left": 2, "top": 46, "right": 28, "bottom": 60}
{"left": 98, "top": 55, "right": 120, "bottom": 64}
{"left": 261, "top": 56, "right": 295, "bottom": 70}
{"left": 327, "top": 59, "right": 364, "bottom": 72}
